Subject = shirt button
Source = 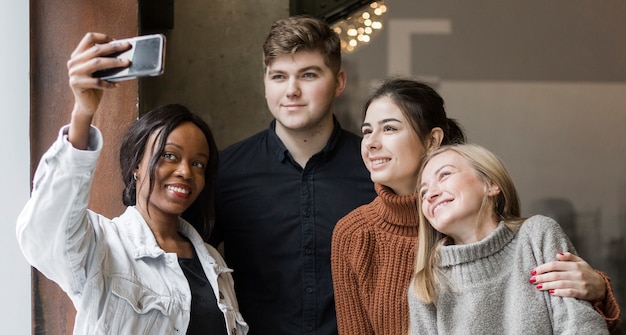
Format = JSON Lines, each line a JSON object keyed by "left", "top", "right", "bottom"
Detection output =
{"left": 232, "top": 328, "right": 237, "bottom": 334}
{"left": 304, "top": 248, "right": 312, "bottom": 255}
{"left": 137, "top": 301, "right": 143, "bottom": 309}
{"left": 306, "top": 325, "right": 313, "bottom": 331}
{"left": 306, "top": 286, "right": 313, "bottom": 293}
{"left": 219, "top": 291, "right": 225, "bottom": 300}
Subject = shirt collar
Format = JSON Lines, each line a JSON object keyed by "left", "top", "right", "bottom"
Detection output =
{"left": 118, "top": 207, "right": 233, "bottom": 274}
{"left": 267, "top": 116, "right": 345, "bottom": 163}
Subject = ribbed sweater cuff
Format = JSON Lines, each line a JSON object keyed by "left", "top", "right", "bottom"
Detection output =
{"left": 592, "top": 270, "right": 621, "bottom": 332}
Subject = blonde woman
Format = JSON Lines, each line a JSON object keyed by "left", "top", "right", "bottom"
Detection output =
{"left": 410, "top": 144, "right": 613, "bottom": 334}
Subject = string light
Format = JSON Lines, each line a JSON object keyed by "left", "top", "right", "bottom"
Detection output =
{"left": 332, "top": 1, "right": 387, "bottom": 54}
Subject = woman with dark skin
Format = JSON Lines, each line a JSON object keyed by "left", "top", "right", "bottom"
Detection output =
{"left": 410, "top": 144, "right": 609, "bottom": 334}
{"left": 17, "top": 32, "right": 248, "bottom": 334}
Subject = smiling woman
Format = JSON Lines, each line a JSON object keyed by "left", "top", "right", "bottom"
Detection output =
{"left": 16, "top": 32, "right": 248, "bottom": 335}
{"left": 360, "top": 95, "right": 432, "bottom": 196}
{"left": 131, "top": 120, "right": 210, "bottom": 235}
{"left": 418, "top": 149, "right": 503, "bottom": 244}
{"left": 410, "top": 144, "right": 610, "bottom": 334}
{"left": 331, "top": 78, "right": 465, "bottom": 334}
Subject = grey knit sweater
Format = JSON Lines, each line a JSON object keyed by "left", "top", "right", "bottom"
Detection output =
{"left": 408, "top": 215, "right": 609, "bottom": 334}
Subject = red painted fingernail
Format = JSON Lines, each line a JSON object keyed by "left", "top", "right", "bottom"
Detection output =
{"left": 549, "top": 289, "right": 555, "bottom": 294}
{"left": 529, "top": 277, "right": 536, "bottom": 283}
{"left": 531, "top": 270, "right": 537, "bottom": 276}
{"left": 536, "top": 284, "right": 543, "bottom": 289}
{"left": 558, "top": 252, "right": 564, "bottom": 255}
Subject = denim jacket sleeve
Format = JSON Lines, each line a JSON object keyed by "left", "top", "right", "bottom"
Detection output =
{"left": 16, "top": 125, "right": 103, "bottom": 303}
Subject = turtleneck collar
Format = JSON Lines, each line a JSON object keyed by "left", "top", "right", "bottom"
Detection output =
{"left": 438, "top": 221, "right": 516, "bottom": 267}
{"left": 368, "top": 183, "right": 421, "bottom": 236}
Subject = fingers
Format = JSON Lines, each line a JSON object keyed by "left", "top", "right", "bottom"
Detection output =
{"left": 532, "top": 280, "right": 597, "bottom": 300}
{"left": 545, "top": 288, "right": 579, "bottom": 298}
{"left": 556, "top": 251, "right": 583, "bottom": 262}
{"left": 530, "top": 270, "right": 587, "bottom": 298}
{"left": 66, "top": 32, "right": 132, "bottom": 119}
{"left": 67, "top": 33, "right": 131, "bottom": 86}
{"left": 70, "top": 32, "right": 131, "bottom": 59}
{"left": 531, "top": 256, "right": 587, "bottom": 284}
{"left": 70, "top": 32, "right": 112, "bottom": 58}
{"left": 531, "top": 252, "right": 588, "bottom": 276}
{"left": 531, "top": 278, "right": 587, "bottom": 298}
{"left": 528, "top": 253, "right": 607, "bottom": 301}
{"left": 68, "top": 55, "right": 130, "bottom": 87}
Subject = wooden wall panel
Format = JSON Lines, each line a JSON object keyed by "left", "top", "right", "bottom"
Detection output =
{"left": 29, "top": 1, "right": 138, "bottom": 333}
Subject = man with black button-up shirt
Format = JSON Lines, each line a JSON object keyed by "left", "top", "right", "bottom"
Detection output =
{"left": 207, "top": 15, "right": 376, "bottom": 334}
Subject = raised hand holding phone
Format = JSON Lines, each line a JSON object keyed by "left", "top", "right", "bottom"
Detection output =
{"left": 92, "top": 34, "right": 166, "bottom": 82}
{"left": 67, "top": 33, "right": 166, "bottom": 149}
{"left": 66, "top": 32, "right": 130, "bottom": 149}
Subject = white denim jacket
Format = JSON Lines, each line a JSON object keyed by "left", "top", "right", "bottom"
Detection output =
{"left": 17, "top": 125, "right": 248, "bottom": 335}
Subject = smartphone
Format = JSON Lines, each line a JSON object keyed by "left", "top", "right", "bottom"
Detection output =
{"left": 93, "top": 34, "right": 166, "bottom": 82}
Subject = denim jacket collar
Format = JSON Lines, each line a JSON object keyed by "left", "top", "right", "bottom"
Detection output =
{"left": 120, "top": 207, "right": 232, "bottom": 276}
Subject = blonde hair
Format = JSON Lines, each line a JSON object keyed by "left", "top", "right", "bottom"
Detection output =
{"left": 411, "top": 144, "right": 524, "bottom": 303}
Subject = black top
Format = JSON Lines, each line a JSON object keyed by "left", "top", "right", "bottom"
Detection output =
{"left": 178, "top": 252, "right": 228, "bottom": 335}
{"left": 210, "top": 118, "right": 376, "bottom": 334}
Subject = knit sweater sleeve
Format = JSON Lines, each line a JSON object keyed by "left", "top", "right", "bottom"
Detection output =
{"left": 520, "top": 215, "right": 610, "bottom": 334}
{"left": 592, "top": 270, "right": 621, "bottom": 332}
{"left": 331, "top": 209, "right": 375, "bottom": 335}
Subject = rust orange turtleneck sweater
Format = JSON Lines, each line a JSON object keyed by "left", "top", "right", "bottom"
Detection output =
{"left": 331, "top": 183, "right": 420, "bottom": 335}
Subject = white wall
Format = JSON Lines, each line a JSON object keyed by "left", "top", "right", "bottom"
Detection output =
{"left": 439, "top": 81, "right": 626, "bottom": 264}
{"left": 0, "top": 1, "right": 31, "bottom": 333}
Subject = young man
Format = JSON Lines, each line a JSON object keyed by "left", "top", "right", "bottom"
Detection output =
{"left": 208, "top": 16, "right": 377, "bottom": 334}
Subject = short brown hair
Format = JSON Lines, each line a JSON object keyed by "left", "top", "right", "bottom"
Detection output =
{"left": 262, "top": 15, "right": 342, "bottom": 74}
